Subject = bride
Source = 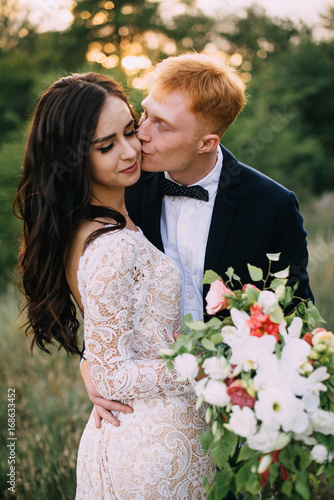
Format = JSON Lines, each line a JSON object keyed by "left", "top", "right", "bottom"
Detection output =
{"left": 14, "top": 72, "right": 215, "bottom": 499}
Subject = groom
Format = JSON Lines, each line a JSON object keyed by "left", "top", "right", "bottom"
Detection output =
{"left": 81, "top": 53, "right": 313, "bottom": 425}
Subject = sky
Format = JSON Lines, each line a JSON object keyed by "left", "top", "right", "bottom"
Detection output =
{"left": 20, "top": 0, "right": 333, "bottom": 32}
{"left": 198, "top": 0, "right": 332, "bottom": 25}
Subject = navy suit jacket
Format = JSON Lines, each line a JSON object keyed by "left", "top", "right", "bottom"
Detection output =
{"left": 126, "top": 144, "right": 314, "bottom": 312}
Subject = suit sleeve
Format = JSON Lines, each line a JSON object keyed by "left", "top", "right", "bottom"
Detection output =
{"left": 271, "top": 191, "right": 314, "bottom": 302}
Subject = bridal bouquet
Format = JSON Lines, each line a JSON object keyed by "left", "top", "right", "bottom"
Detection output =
{"left": 160, "top": 254, "right": 334, "bottom": 499}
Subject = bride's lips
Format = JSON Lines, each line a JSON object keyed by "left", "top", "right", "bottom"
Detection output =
{"left": 121, "top": 161, "right": 138, "bottom": 174}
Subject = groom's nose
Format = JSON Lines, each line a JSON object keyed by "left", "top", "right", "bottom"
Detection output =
{"left": 137, "top": 120, "right": 150, "bottom": 143}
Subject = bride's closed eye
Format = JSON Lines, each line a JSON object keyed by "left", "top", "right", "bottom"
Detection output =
{"left": 125, "top": 128, "right": 138, "bottom": 137}
{"left": 98, "top": 121, "right": 138, "bottom": 154}
{"left": 98, "top": 143, "right": 114, "bottom": 154}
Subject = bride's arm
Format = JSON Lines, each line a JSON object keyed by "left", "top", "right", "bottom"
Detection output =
{"left": 82, "top": 234, "right": 193, "bottom": 402}
{"left": 81, "top": 359, "right": 133, "bottom": 427}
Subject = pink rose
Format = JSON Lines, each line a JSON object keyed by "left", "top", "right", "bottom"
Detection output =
{"left": 226, "top": 380, "right": 255, "bottom": 408}
{"left": 242, "top": 283, "right": 260, "bottom": 292}
{"left": 205, "top": 280, "right": 234, "bottom": 315}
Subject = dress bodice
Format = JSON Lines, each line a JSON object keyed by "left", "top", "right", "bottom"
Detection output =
{"left": 77, "top": 227, "right": 192, "bottom": 401}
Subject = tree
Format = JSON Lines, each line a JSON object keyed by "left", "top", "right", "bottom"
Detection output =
{"left": 64, "top": 0, "right": 216, "bottom": 84}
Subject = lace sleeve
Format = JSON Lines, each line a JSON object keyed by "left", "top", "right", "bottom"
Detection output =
{"left": 79, "top": 231, "right": 194, "bottom": 401}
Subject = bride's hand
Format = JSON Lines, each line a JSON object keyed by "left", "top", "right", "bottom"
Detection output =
{"left": 81, "top": 360, "right": 133, "bottom": 428}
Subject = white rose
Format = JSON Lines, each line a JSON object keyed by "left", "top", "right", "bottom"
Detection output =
{"left": 310, "top": 444, "right": 333, "bottom": 463}
{"left": 294, "top": 420, "right": 317, "bottom": 446}
{"left": 247, "top": 424, "right": 290, "bottom": 453}
{"left": 255, "top": 387, "right": 309, "bottom": 434}
{"left": 174, "top": 353, "right": 198, "bottom": 381}
{"left": 257, "top": 290, "right": 279, "bottom": 313}
{"left": 228, "top": 406, "right": 257, "bottom": 438}
{"left": 309, "top": 409, "right": 334, "bottom": 435}
{"left": 203, "top": 356, "right": 231, "bottom": 380}
{"left": 230, "top": 335, "right": 276, "bottom": 372}
{"left": 221, "top": 309, "right": 250, "bottom": 348}
{"left": 195, "top": 377, "right": 230, "bottom": 407}
{"left": 280, "top": 337, "right": 311, "bottom": 374}
{"left": 246, "top": 425, "right": 279, "bottom": 453}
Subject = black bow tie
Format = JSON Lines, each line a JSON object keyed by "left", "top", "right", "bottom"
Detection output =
{"left": 159, "top": 177, "right": 209, "bottom": 202}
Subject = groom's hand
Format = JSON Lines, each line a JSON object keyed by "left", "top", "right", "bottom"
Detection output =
{"left": 81, "top": 360, "right": 133, "bottom": 428}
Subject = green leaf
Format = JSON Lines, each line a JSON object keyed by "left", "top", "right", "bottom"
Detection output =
{"left": 237, "top": 444, "right": 255, "bottom": 462}
{"left": 209, "top": 439, "right": 230, "bottom": 469}
{"left": 210, "top": 332, "right": 224, "bottom": 345}
{"left": 202, "top": 270, "right": 221, "bottom": 285}
{"left": 186, "top": 320, "right": 208, "bottom": 331}
{"left": 225, "top": 266, "right": 235, "bottom": 281}
{"left": 244, "top": 285, "right": 260, "bottom": 303}
{"left": 247, "top": 264, "right": 263, "bottom": 282}
{"left": 214, "top": 469, "right": 233, "bottom": 500}
{"left": 201, "top": 337, "right": 217, "bottom": 351}
{"left": 167, "top": 360, "right": 174, "bottom": 372}
{"left": 235, "top": 463, "right": 252, "bottom": 491}
{"left": 272, "top": 266, "right": 290, "bottom": 279}
{"left": 182, "top": 313, "right": 193, "bottom": 329}
{"left": 206, "top": 317, "right": 224, "bottom": 329}
{"left": 270, "top": 278, "right": 288, "bottom": 290}
{"left": 275, "top": 341, "right": 282, "bottom": 359}
{"left": 295, "top": 471, "right": 311, "bottom": 500}
{"left": 269, "top": 306, "right": 285, "bottom": 324}
{"left": 223, "top": 429, "right": 239, "bottom": 458}
{"left": 305, "top": 301, "right": 326, "bottom": 326}
{"left": 200, "top": 430, "right": 214, "bottom": 453}
{"left": 309, "top": 473, "right": 320, "bottom": 490}
{"left": 282, "top": 481, "right": 293, "bottom": 495}
{"left": 269, "top": 462, "right": 279, "bottom": 484}
{"left": 299, "top": 449, "right": 311, "bottom": 472}
{"left": 282, "top": 285, "right": 294, "bottom": 307}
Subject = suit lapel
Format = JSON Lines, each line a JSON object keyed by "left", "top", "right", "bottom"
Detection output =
{"left": 142, "top": 172, "right": 164, "bottom": 252}
{"left": 204, "top": 145, "right": 241, "bottom": 271}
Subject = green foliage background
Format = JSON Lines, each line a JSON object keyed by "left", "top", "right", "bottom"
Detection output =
{"left": 1, "top": 0, "right": 334, "bottom": 498}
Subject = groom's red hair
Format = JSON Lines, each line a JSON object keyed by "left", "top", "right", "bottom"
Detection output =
{"left": 149, "top": 53, "right": 246, "bottom": 138}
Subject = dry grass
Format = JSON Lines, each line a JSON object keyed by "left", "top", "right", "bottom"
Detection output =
{"left": 0, "top": 291, "right": 91, "bottom": 499}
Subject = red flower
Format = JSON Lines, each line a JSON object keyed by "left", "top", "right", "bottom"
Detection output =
{"left": 272, "top": 450, "right": 289, "bottom": 481}
{"left": 260, "top": 450, "right": 289, "bottom": 489}
{"left": 260, "top": 468, "right": 270, "bottom": 488}
{"left": 226, "top": 380, "right": 255, "bottom": 408}
{"left": 246, "top": 304, "right": 280, "bottom": 341}
{"left": 302, "top": 333, "right": 313, "bottom": 345}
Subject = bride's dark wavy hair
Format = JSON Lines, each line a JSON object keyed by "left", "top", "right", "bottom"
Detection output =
{"left": 13, "top": 72, "right": 136, "bottom": 356}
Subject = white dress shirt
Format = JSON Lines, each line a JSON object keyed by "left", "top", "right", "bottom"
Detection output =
{"left": 161, "top": 147, "right": 223, "bottom": 321}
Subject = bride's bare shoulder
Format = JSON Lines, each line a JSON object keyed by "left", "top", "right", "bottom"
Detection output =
{"left": 64, "top": 220, "right": 106, "bottom": 308}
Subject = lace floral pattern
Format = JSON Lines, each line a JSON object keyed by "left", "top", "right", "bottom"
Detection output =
{"left": 76, "top": 228, "right": 215, "bottom": 499}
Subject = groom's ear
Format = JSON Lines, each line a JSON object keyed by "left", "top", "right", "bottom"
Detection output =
{"left": 198, "top": 134, "right": 220, "bottom": 154}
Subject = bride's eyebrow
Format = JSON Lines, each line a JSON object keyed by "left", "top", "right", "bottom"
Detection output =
{"left": 91, "top": 119, "right": 134, "bottom": 144}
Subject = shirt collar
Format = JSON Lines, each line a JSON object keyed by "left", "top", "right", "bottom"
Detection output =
{"left": 164, "top": 146, "right": 223, "bottom": 201}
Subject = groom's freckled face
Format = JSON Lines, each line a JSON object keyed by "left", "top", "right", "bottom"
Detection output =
{"left": 137, "top": 89, "right": 203, "bottom": 176}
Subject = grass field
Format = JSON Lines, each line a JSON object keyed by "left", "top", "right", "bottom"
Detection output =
{"left": 1, "top": 197, "right": 334, "bottom": 499}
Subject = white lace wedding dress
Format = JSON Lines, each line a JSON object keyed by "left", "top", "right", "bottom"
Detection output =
{"left": 75, "top": 227, "right": 215, "bottom": 500}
